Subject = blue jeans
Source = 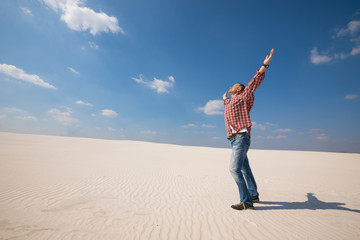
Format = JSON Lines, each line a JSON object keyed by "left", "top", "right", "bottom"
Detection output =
{"left": 229, "top": 134, "right": 258, "bottom": 205}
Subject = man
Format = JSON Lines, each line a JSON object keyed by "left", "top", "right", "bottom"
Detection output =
{"left": 223, "top": 49, "right": 274, "bottom": 210}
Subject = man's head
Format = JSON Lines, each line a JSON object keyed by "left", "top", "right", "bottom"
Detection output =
{"left": 228, "top": 83, "right": 245, "bottom": 96}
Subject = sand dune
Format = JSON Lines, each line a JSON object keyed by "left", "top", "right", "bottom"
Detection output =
{"left": 0, "top": 132, "right": 359, "bottom": 240}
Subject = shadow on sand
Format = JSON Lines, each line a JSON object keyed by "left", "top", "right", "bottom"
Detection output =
{"left": 255, "top": 193, "right": 360, "bottom": 213}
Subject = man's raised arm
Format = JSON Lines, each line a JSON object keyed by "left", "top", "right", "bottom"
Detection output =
{"left": 244, "top": 49, "right": 274, "bottom": 94}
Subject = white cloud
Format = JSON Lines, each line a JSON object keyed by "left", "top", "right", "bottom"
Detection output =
{"left": 88, "top": 41, "right": 99, "bottom": 49}
{"left": 182, "top": 123, "right": 197, "bottom": 128}
{"left": 332, "top": 19, "right": 360, "bottom": 60}
{"left": 252, "top": 121, "right": 278, "bottom": 131}
{"left": 313, "top": 19, "right": 360, "bottom": 64}
{"left": 266, "top": 122, "right": 277, "bottom": 127}
{"left": 2, "top": 108, "right": 37, "bottom": 121}
{"left": 335, "top": 45, "right": 360, "bottom": 59}
{"left": 91, "top": 113, "right": 96, "bottom": 117}
{"left": 16, "top": 116, "right": 37, "bottom": 121}
{"left": 267, "top": 136, "right": 287, "bottom": 140}
{"left": 76, "top": 100, "right": 93, "bottom": 107}
{"left": 253, "top": 136, "right": 265, "bottom": 140}
{"left": 212, "top": 136, "right": 220, "bottom": 140}
{"left": 315, "top": 133, "right": 328, "bottom": 140}
{"left": 197, "top": 99, "right": 224, "bottom": 115}
{"left": 68, "top": 67, "right": 79, "bottom": 74}
{"left": 345, "top": 94, "right": 358, "bottom": 100}
{"left": 273, "top": 128, "right": 292, "bottom": 133}
{"left": 0, "top": 115, "right": 7, "bottom": 120}
{"left": 108, "top": 128, "right": 116, "bottom": 132}
{"left": 310, "top": 128, "right": 322, "bottom": 134}
{"left": 48, "top": 108, "right": 79, "bottom": 125}
{"left": 336, "top": 20, "right": 360, "bottom": 37}
{"left": 309, "top": 129, "right": 329, "bottom": 140}
{"left": 350, "top": 45, "right": 360, "bottom": 56}
{"left": 132, "top": 75, "right": 175, "bottom": 93}
{"left": 310, "top": 48, "right": 332, "bottom": 64}
{"left": 3, "top": 107, "right": 26, "bottom": 113}
{"left": 201, "top": 124, "right": 216, "bottom": 128}
{"left": 252, "top": 122, "right": 266, "bottom": 131}
{"left": 21, "top": 7, "right": 33, "bottom": 16}
{"left": 101, "top": 109, "right": 118, "bottom": 118}
{"left": 41, "top": 0, "right": 124, "bottom": 35}
{"left": 168, "top": 76, "right": 175, "bottom": 83}
{"left": 351, "top": 36, "right": 360, "bottom": 44}
{"left": 0, "top": 64, "right": 56, "bottom": 89}
{"left": 140, "top": 130, "right": 157, "bottom": 135}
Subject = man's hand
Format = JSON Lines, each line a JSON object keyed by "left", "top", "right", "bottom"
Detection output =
{"left": 264, "top": 48, "right": 274, "bottom": 65}
{"left": 223, "top": 91, "right": 228, "bottom": 100}
{"left": 259, "top": 48, "right": 274, "bottom": 73}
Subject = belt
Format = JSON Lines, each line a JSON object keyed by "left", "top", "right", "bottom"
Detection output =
{"left": 227, "top": 131, "right": 247, "bottom": 141}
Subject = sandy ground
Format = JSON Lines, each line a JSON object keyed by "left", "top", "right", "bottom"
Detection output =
{"left": 0, "top": 132, "right": 359, "bottom": 240}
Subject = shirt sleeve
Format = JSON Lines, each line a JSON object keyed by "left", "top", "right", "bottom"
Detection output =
{"left": 224, "top": 98, "right": 231, "bottom": 105}
{"left": 243, "top": 70, "right": 265, "bottom": 95}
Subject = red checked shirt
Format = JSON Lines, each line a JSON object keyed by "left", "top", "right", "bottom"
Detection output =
{"left": 224, "top": 70, "right": 265, "bottom": 138}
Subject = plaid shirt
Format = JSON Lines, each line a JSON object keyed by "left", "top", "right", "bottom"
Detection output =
{"left": 224, "top": 70, "right": 265, "bottom": 138}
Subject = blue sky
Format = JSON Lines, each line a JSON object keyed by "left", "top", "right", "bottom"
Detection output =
{"left": 1, "top": 0, "right": 360, "bottom": 153}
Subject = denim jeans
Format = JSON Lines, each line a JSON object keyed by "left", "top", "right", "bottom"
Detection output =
{"left": 229, "top": 133, "right": 258, "bottom": 205}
